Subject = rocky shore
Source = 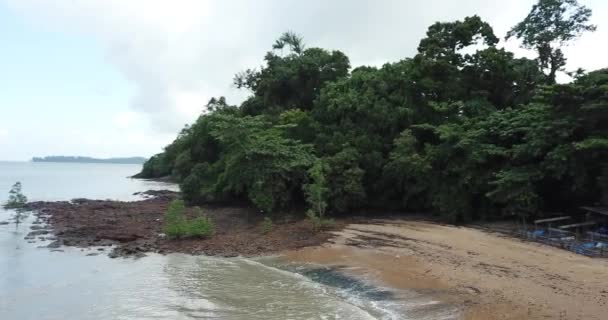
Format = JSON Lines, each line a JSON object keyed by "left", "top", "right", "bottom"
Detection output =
{"left": 24, "top": 190, "right": 340, "bottom": 258}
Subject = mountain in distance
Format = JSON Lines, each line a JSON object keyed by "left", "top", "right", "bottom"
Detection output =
{"left": 32, "top": 156, "right": 147, "bottom": 164}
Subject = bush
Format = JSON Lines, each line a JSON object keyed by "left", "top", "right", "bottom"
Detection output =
{"left": 187, "top": 209, "right": 214, "bottom": 238}
{"left": 162, "top": 199, "right": 188, "bottom": 238}
{"left": 3, "top": 182, "right": 28, "bottom": 209}
{"left": 162, "top": 200, "right": 213, "bottom": 239}
{"left": 306, "top": 210, "right": 335, "bottom": 232}
{"left": 259, "top": 216, "right": 273, "bottom": 234}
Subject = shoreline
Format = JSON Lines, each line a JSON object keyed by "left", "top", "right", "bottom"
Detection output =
{"left": 20, "top": 192, "right": 608, "bottom": 319}
{"left": 284, "top": 220, "right": 608, "bottom": 320}
{"left": 24, "top": 190, "right": 341, "bottom": 258}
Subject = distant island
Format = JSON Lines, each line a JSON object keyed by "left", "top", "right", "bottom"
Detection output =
{"left": 32, "top": 156, "right": 147, "bottom": 164}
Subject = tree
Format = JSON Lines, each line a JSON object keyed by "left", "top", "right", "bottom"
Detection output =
{"left": 506, "top": 0, "right": 596, "bottom": 84}
{"left": 304, "top": 160, "right": 334, "bottom": 231}
{"left": 137, "top": 18, "right": 607, "bottom": 224}
{"left": 3, "top": 182, "right": 28, "bottom": 209}
{"left": 272, "top": 31, "right": 305, "bottom": 55}
{"left": 235, "top": 33, "right": 350, "bottom": 115}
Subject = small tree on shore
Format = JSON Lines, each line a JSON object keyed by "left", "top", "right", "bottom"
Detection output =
{"left": 304, "top": 160, "right": 334, "bottom": 231}
{"left": 3, "top": 182, "right": 28, "bottom": 209}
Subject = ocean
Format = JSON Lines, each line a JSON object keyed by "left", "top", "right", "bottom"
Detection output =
{"left": 0, "top": 161, "right": 457, "bottom": 319}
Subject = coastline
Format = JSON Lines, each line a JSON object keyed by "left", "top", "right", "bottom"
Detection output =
{"left": 23, "top": 190, "right": 341, "bottom": 258}
{"left": 284, "top": 220, "right": 608, "bottom": 320}
{"left": 20, "top": 192, "right": 608, "bottom": 319}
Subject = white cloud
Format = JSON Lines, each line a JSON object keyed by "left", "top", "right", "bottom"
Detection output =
{"left": 3, "top": 0, "right": 607, "bottom": 147}
{"left": 112, "top": 111, "right": 139, "bottom": 129}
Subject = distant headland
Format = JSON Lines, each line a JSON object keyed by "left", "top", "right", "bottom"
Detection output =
{"left": 32, "top": 156, "right": 147, "bottom": 164}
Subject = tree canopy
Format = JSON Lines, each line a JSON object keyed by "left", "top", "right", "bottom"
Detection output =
{"left": 138, "top": 4, "right": 605, "bottom": 223}
{"left": 506, "top": 0, "right": 596, "bottom": 83}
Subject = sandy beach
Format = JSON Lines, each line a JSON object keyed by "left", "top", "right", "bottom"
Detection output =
{"left": 285, "top": 220, "right": 608, "bottom": 320}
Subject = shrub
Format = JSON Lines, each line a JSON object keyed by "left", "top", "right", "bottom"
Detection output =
{"left": 162, "top": 199, "right": 188, "bottom": 238}
{"left": 187, "top": 207, "right": 214, "bottom": 238}
{"left": 3, "top": 182, "right": 28, "bottom": 209}
{"left": 306, "top": 210, "right": 335, "bottom": 232}
{"left": 162, "top": 200, "right": 213, "bottom": 239}
{"left": 259, "top": 216, "right": 273, "bottom": 234}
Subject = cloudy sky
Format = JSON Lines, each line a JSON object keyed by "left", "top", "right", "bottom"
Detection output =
{"left": 0, "top": 0, "right": 606, "bottom": 161}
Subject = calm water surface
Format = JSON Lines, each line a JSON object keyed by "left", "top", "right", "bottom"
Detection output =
{"left": 0, "top": 162, "right": 458, "bottom": 319}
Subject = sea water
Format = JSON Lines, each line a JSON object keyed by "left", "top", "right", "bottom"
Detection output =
{"left": 0, "top": 161, "right": 459, "bottom": 319}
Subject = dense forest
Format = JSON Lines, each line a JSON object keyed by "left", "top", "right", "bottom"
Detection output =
{"left": 137, "top": 0, "right": 607, "bottom": 222}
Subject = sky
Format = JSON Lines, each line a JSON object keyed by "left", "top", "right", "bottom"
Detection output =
{"left": 0, "top": 0, "right": 606, "bottom": 161}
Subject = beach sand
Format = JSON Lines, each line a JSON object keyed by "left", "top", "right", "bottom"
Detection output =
{"left": 285, "top": 220, "right": 608, "bottom": 319}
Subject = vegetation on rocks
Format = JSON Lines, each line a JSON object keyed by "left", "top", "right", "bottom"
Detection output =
{"left": 139, "top": 0, "right": 606, "bottom": 223}
{"left": 163, "top": 200, "right": 214, "bottom": 239}
{"left": 259, "top": 217, "right": 273, "bottom": 235}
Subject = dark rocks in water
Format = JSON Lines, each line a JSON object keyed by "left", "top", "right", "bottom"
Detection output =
{"left": 51, "top": 249, "right": 64, "bottom": 252}
{"left": 23, "top": 191, "right": 341, "bottom": 259}
{"left": 30, "top": 225, "right": 46, "bottom": 230}
{"left": 108, "top": 244, "right": 148, "bottom": 259}
{"left": 27, "top": 230, "right": 50, "bottom": 237}
{"left": 104, "top": 233, "right": 141, "bottom": 242}
{"left": 47, "top": 241, "right": 62, "bottom": 249}
{"left": 86, "top": 252, "right": 99, "bottom": 256}
{"left": 24, "top": 236, "right": 35, "bottom": 240}
{"left": 138, "top": 190, "right": 179, "bottom": 200}
{"left": 0, "top": 221, "right": 9, "bottom": 225}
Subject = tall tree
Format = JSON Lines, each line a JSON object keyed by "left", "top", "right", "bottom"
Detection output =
{"left": 506, "top": 0, "right": 596, "bottom": 84}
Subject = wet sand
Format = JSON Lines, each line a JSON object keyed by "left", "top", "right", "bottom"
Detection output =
{"left": 285, "top": 220, "right": 608, "bottom": 320}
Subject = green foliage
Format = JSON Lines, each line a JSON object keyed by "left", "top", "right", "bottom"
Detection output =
{"left": 259, "top": 216, "right": 273, "bottom": 235}
{"left": 306, "top": 210, "right": 335, "bottom": 232}
{"left": 3, "top": 182, "right": 28, "bottom": 209}
{"left": 162, "top": 200, "right": 213, "bottom": 239}
{"left": 187, "top": 208, "right": 214, "bottom": 238}
{"left": 139, "top": 8, "right": 605, "bottom": 224}
{"left": 304, "top": 160, "right": 328, "bottom": 218}
{"left": 163, "top": 199, "right": 188, "bottom": 238}
{"left": 209, "top": 113, "right": 315, "bottom": 212}
{"left": 304, "top": 160, "right": 335, "bottom": 231}
{"left": 507, "top": 0, "right": 596, "bottom": 83}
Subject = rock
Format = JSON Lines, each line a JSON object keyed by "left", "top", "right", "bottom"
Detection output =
{"left": 0, "top": 221, "right": 9, "bottom": 225}
{"left": 86, "top": 253, "right": 99, "bottom": 256}
{"left": 105, "top": 234, "right": 140, "bottom": 242}
{"left": 30, "top": 225, "right": 46, "bottom": 230}
{"left": 27, "top": 230, "right": 50, "bottom": 236}
{"left": 51, "top": 249, "right": 64, "bottom": 252}
{"left": 47, "top": 241, "right": 62, "bottom": 249}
